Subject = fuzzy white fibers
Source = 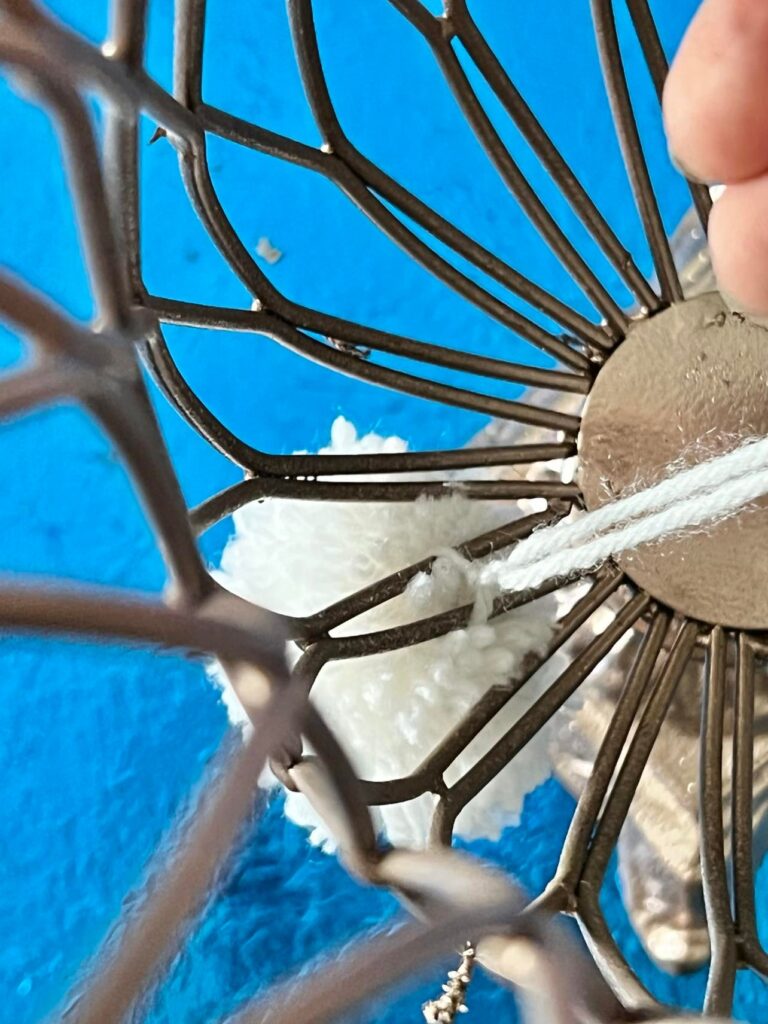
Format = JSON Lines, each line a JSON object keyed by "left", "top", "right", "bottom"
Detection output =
{"left": 212, "top": 417, "right": 561, "bottom": 850}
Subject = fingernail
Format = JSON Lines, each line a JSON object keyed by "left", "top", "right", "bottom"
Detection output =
{"left": 669, "top": 149, "right": 715, "bottom": 187}
{"left": 719, "top": 289, "right": 768, "bottom": 330}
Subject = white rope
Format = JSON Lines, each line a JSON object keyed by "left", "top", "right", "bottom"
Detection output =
{"left": 478, "top": 436, "right": 768, "bottom": 596}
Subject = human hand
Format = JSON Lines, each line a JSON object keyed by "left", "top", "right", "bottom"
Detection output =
{"left": 664, "top": 0, "right": 768, "bottom": 314}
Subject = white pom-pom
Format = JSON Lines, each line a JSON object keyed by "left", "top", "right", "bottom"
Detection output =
{"left": 212, "top": 417, "right": 559, "bottom": 849}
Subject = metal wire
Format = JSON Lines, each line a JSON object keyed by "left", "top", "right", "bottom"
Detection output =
{"left": 0, "top": 0, "right": 759, "bottom": 1021}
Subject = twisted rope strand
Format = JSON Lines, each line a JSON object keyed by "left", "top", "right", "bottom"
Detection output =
{"left": 479, "top": 436, "right": 768, "bottom": 595}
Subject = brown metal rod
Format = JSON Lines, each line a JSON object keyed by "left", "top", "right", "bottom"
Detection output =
{"left": 0, "top": 361, "right": 86, "bottom": 421}
{"left": 591, "top": 0, "right": 683, "bottom": 305}
{"left": 173, "top": 144, "right": 583, "bottom": 432}
{"left": 446, "top": 0, "right": 660, "bottom": 314}
{"left": 700, "top": 626, "right": 737, "bottom": 1016}
{"left": 418, "top": 570, "right": 624, "bottom": 792}
{"left": 197, "top": 99, "right": 609, "bottom": 357}
{"left": 147, "top": 308, "right": 580, "bottom": 481}
{"left": 63, "top": 731, "right": 283, "bottom": 1024}
{"left": 282, "top": 0, "right": 614, "bottom": 362}
{"left": 553, "top": 607, "right": 672, "bottom": 895}
{"left": 383, "top": 0, "right": 630, "bottom": 338}
{"left": 225, "top": 893, "right": 525, "bottom": 1024}
{"left": 171, "top": 0, "right": 596, "bottom": 372}
{"left": 625, "top": 0, "right": 712, "bottom": 231}
{"left": 579, "top": 617, "right": 700, "bottom": 885}
{"left": 191, "top": 476, "right": 579, "bottom": 536}
{"left": 575, "top": 619, "right": 700, "bottom": 1010}
{"left": 297, "top": 508, "right": 564, "bottom": 640}
{"left": 0, "top": 579, "right": 288, "bottom": 673}
{"left": 151, "top": 294, "right": 592, "bottom": 395}
{"left": 732, "top": 634, "right": 768, "bottom": 974}
{"left": 431, "top": 583, "right": 646, "bottom": 844}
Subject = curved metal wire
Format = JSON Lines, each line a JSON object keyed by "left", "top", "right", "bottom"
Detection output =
{"left": 0, "top": 0, "right": 759, "bottom": 1021}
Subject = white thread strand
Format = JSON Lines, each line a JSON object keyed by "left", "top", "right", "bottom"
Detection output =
{"left": 479, "top": 438, "right": 768, "bottom": 595}
{"left": 485, "top": 435, "right": 768, "bottom": 577}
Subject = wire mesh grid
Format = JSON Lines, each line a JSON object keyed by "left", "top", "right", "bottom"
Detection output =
{"left": 0, "top": 0, "right": 764, "bottom": 1020}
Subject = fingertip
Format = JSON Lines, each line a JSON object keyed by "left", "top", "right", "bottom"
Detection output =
{"left": 710, "top": 179, "right": 768, "bottom": 317}
{"left": 664, "top": 0, "right": 768, "bottom": 185}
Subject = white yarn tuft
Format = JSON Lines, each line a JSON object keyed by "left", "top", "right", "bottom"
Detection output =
{"left": 212, "top": 418, "right": 768, "bottom": 854}
{"left": 211, "top": 417, "right": 563, "bottom": 851}
{"left": 479, "top": 436, "right": 768, "bottom": 597}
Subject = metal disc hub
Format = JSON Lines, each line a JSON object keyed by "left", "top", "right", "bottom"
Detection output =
{"left": 579, "top": 291, "right": 768, "bottom": 629}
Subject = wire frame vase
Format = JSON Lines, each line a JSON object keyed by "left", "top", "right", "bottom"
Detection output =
{"left": 0, "top": 1, "right": 765, "bottom": 1022}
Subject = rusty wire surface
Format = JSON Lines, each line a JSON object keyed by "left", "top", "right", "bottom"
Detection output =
{"left": 0, "top": 0, "right": 765, "bottom": 1020}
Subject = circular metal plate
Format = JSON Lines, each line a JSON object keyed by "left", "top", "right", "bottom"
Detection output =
{"left": 579, "top": 292, "right": 768, "bottom": 629}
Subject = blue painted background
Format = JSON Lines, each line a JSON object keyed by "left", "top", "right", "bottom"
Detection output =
{"left": 7, "top": 2, "right": 767, "bottom": 1022}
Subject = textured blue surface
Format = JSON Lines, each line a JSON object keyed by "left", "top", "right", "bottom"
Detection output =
{"left": 8, "top": 2, "right": 768, "bottom": 1022}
